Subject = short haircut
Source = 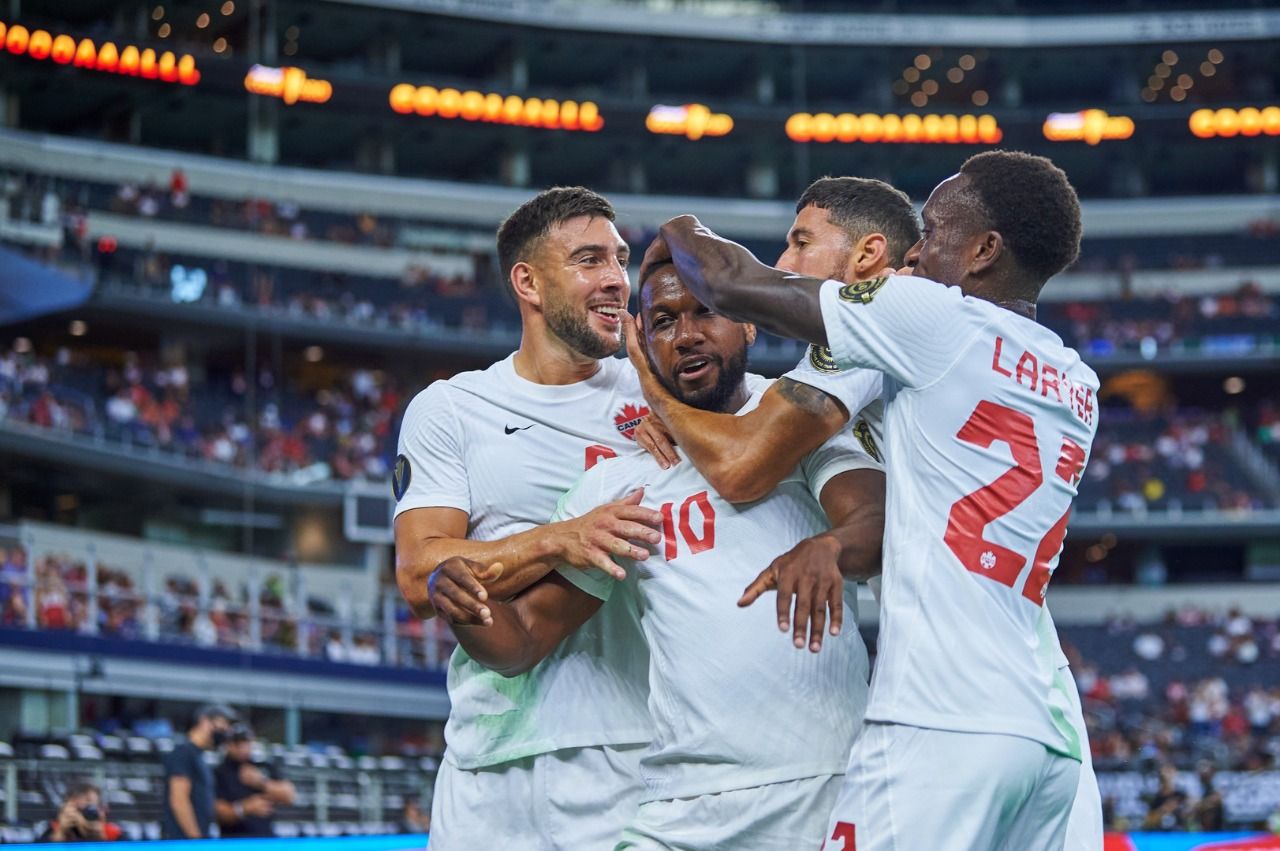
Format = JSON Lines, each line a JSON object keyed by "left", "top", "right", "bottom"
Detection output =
{"left": 496, "top": 187, "right": 616, "bottom": 292}
{"left": 796, "top": 177, "right": 920, "bottom": 266}
{"left": 67, "top": 781, "right": 100, "bottom": 800}
{"left": 637, "top": 260, "right": 677, "bottom": 301}
{"left": 193, "top": 703, "right": 237, "bottom": 727}
{"left": 958, "top": 151, "right": 1082, "bottom": 282}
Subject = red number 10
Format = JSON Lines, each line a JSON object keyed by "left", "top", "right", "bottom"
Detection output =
{"left": 659, "top": 490, "right": 716, "bottom": 560}
{"left": 943, "top": 400, "right": 1085, "bottom": 605}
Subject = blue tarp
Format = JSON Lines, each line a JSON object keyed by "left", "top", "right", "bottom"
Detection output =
{"left": 0, "top": 246, "right": 94, "bottom": 324}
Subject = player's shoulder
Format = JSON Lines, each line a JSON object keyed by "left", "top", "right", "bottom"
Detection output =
{"left": 402, "top": 357, "right": 512, "bottom": 414}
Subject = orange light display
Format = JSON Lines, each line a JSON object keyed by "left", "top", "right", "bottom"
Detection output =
{"left": 1043, "top": 109, "right": 1134, "bottom": 145}
{"left": 244, "top": 64, "right": 332, "bottom": 105}
{"left": 0, "top": 19, "right": 199, "bottom": 85}
{"left": 388, "top": 83, "right": 602, "bottom": 131}
{"left": 786, "top": 112, "right": 1002, "bottom": 144}
{"left": 1189, "top": 106, "right": 1280, "bottom": 138}
{"left": 646, "top": 104, "right": 733, "bottom": 140}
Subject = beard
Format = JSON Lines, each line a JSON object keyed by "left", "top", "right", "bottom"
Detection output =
{"left": 649, "top": 342, "right": 749, "bottom": 414}
{"left": 543, "top": 286, "right": 620, "bottom": 359}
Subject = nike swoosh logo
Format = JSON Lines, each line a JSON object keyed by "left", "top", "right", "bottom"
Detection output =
{"left": 504, "top": 424, "right": 534, "bottom": 435}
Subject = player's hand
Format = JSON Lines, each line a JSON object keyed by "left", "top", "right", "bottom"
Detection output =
{"left": 638, "top": 230, "right": 673, "bottom": 285}
{"left": 896, "top": 264, "right": 914, "bottom": 276}
{"left": 738, "top": 533, "right": 844, "bottom": 653}
{"left": 551, "top": 489, "right": 663, "bottom": 579}
{"left": 620, "top": 313, "right": 680, "bottom": 469}
{"left": 427, "top": 557, "right": 504, "bottom": 627}
{"left": 633, "top": 414, "right": 680, "bottom": 470}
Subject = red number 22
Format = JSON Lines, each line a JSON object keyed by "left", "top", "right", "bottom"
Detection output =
{"left": 943, "top": 400, "right": 1084, "bottom": 605}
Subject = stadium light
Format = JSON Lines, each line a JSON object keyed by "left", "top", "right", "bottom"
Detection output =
{"left": 0, "top": 19, "right": 200, "bottom": 85}
{"left": 786, "top": 111, "right": 1002, "bottom": 144}
{"left": 1043, "top": 109, "right": 1135, "bottom": 145}
{"left": 389, "top": 83, "right": 603, "bottom": 132}
{"left": 245, "top": 64, "right": 332, "bottom": 105}
{"left": 646, "top": 104, "right": 733, "bottom": 140}
{"left": 1189, "top": 106, "right": 1280, "bottom": 138}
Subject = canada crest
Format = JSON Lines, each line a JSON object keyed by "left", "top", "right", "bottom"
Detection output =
{"left": 614, "top": 402, "right": 650, "bottom": 440}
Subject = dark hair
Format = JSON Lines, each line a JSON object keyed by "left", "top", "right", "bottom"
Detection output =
{"left": 958, "top": 150, "right": 1082, "bottom": 283}
{"left": 496, "top": 186, "right": 616, "bottom": 293}
{"left": 192, "top": 703, "right": 237, "bottom": 727}
{"left": 796, "top": 177, "right": 920, "bottom": 266}
{"left": 67, "top": 781, "right": 100, "bottom": 801}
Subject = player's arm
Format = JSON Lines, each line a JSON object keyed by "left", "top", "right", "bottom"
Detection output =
{"left": 395, "top": 493, "right": 660, "bottom": 619}
{"left": 623, "top": 314, "right": 847, "bottom": 503}
{"left": 434, "top": 561, "right": 605, "bottom": 678}
{"left": 641, "top": 215, "right": 827, "bottom": 345}
{"left": 739, "top": 468, "right": 885, "bottom": 652}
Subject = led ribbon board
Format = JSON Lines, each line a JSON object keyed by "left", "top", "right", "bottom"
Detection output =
{"left": 1189, "top": 106, "right": 1280, "bottom": 138}
{"left": 244, "top": 65, "right": 333, "bottom": 105}
{"left": 0, "top": 20, "right": 200, "bottom": 85}
{"left": 389, "top": 83, "right": 602, "bottom": 131}
{"left": 1043, "top": 109, "right": 1135, "bottom": 145}
{"left": 786, "top": 112, "right": 1002, "bottom": 143}
{"left": 646, "top": 104, "right": 733, "bottom": 139}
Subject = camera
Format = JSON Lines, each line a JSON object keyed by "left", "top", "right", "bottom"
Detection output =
{"left": 79, "top": 805, "right": 101, "bottom": 821}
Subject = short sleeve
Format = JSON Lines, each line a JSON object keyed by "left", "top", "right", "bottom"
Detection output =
{"left": 393, "top": 382, "right": 470, "bottom": 518}
{"left": 819, "top": 275, "right": 989, "bottom": 389}
{"left": 782, "top": 349, "right": 883, "bottom": 420}
{"left": 551, "top": 462, "right": 623, "bottom": 602}
{"left": 800, "top": 418, "right": 884, "bottom": 503}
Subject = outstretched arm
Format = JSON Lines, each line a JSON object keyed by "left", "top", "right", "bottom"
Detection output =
{"left": 395, "top": 493, "right": 661, "bottom": 618}
{"left": 739, "top": 467, "right": 886, "bottom": 653}
{"left": 641, "top": 216, "right": 828, "bottom": 345}
{"left": 434, "top": 561, "right": 605, "bottom": 678}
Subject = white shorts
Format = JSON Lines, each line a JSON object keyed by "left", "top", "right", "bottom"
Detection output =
{"left": 822, "top": 723, "right": 1080, "bottom": 851}
{"left": 1063, "top": 672, "right": 1104, "bottom": 851}
{"left": 616, "top": 774, "right": 842, "bottom": 851}
{"left": 428, "top": 744, "right": 645, "bottom": 851}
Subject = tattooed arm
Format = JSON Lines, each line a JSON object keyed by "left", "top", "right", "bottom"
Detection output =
{"left": 637, "top": 375, "right": 850, "bottom": 504}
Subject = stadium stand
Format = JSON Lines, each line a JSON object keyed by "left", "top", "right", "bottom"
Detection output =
{"left": 2, "top": 0, "right": 1280, "bottom": 844}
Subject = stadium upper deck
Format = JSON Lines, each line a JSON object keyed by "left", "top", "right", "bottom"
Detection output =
{"left": 1, "top": 1, "right": 1277, "bottom": 199}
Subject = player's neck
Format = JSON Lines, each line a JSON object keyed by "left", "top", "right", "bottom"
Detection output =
{"left": 513, "top": 333, "right": 602, "bottom": 386}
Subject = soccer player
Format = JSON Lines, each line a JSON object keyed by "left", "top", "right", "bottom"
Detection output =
{"left": 639, "top": 151, "right": 1100, "bottom": 850}
{"left": 630, "top": 177, "right": 916, "bottom": 503}
{"left": 429, "top": 261, "right": 885, "bottom": 850}
{"left": 626, "top": 175, "right": 1104, "bottom": 849}
{"left": 392, "top": 187, "right": 666, "bottom": 849}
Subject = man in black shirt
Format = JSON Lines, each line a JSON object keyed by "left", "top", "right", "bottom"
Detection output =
{"left": 214, "top": 723, "right": 296, "bottom": 837}
{"left": 161, "top": 704, "right": 236, "bottom": 839}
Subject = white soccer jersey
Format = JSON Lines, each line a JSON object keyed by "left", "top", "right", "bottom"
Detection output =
{"left": 817, "top": 274, "right": 1099, "bottom": 760}
{"left": 554, "top": 384, "right": 879, "bottom": 802}
{"left": 394, "top": 353, "right": 658, "bottom": 770}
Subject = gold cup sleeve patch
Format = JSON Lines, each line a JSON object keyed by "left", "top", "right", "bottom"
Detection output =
{"left": 392, "top": 454, "right": 412, "bottom": 501}
{"left": 808, "top": 344, "right": 842, "bottom": 374}
{"left": 838, "top": 275, "right": 888, "bottom": 305}
{"left": 853, "top": 419, "right": 882, "bottom": 463}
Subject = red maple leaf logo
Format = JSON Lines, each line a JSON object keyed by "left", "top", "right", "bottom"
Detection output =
{"left": 614, "top": 402, "right": 650, "bottom": 441}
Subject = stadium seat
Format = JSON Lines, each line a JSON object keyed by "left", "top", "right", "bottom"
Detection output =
{"left": 38, "top": 744, "right": 70, "bottom": 760}
{"left": 0, "top": 742, "right": 13, "bottom": 758}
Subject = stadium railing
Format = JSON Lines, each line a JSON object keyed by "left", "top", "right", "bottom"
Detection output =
{"left": 0, "top": 522, "right": 457, "bottom": 673}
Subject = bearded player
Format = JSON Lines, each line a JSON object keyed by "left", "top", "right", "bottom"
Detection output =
{"left": 626, "top": 175, "right": 1103, "bottom": 849}
{"left": 429, "top": 261, "right": 885, "bottom": 850}
{"left": 393, "top": 187, "right": 665, "bottom": 849}
{"left": 640, "top": 152, "right": 1099, "bottom": 850}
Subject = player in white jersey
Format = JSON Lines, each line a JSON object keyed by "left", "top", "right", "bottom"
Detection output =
{"left": 393, "top": 188, "right": 668, "bottom": 849}
{"left": 427, "top": 262, "right": 886, "bottom": 850}
{"left": 637, "top": 151, "right": 1100, "bottom": 850}
{"left": 623, "top": 177, "right": 1104, "bottom": 848}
